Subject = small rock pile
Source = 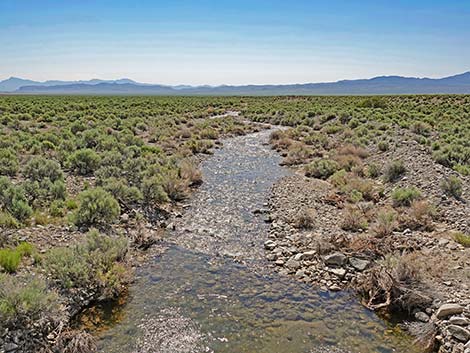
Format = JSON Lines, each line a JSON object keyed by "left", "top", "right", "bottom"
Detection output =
{"left": 430, "top": 303, "right": 470, "bottom": 353}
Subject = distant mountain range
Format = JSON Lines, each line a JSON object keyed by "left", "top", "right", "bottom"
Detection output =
{"left": 1, "top": 72, "right": 470, "bottom": 95}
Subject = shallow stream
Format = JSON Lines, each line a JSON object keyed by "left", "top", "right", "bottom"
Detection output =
{"left": 96, "top": 128, "right": 419, "bottom": 353}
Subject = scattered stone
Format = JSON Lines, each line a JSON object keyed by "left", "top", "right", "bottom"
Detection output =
{"left": 328, "top": 284, "right": 342, "bottom": 291}
{"left": 448, "top": 325, "right": 470, "bottom": 342}
{"left": 324, "top": 252, "right": 347, "bottom": 266}
{"left": 4, "top": 343, "right": 19, "bottom": 352}
{"left": 285, "top": 258, "right": 301, "bottom": 271}
{"left": 299, "top": 250, "right": 316, "bottom": 260}
{"left": 349, "top": 257, "right": 370, "bottom": 271}
{"left": 450, "top": 316, "right": 470, "bottom": 326}
{"left": 415, "top": 311, "right": 430, "bottom": 322}
{"left": 438, "top": 238, "right": 450, "bottom": 247}
{"left": 436, "top": 304, "right": 464, "bottom": 319}
{"left": 328, "top": 268, "right": 347, "bottom": 278}
{"left": 264, "top": 240, "right": 277, "bottom": 250}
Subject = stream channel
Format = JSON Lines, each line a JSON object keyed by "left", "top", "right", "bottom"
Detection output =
{"left": 94, "top": 128, "right": 418, "bottom": 353}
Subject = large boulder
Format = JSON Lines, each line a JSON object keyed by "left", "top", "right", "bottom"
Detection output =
{"left": 436, "top": 304, "right": 464, "bottom": 319}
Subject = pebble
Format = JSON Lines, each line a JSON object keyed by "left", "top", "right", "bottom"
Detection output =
{"left": 415, "top": 311, "right": 430, "bottom": 322}
{"left": 349, "top": 257, "right": 370, "bottom": 271}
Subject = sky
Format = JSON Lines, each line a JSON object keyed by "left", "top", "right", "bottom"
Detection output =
{"left": 1, "top": 0, "right": 469, "bottom": 85}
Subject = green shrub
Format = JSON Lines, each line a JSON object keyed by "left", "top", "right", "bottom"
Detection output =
{"left": 43, "top": 247, "right": 89, "bottom": 289}
{"left": 0, "top": 242, "right": 35, "bottom": 273}
{"left": 65, "top": 198, "right": 78, "bottom": 210}
{"left": 185, "top": 139, "right": 214, "bottom": 154}
{"left": 0, "top": 148, "right": 19, "bottom": 176}
{"left": 142, "top": 176, "right": 170, "bottom": 204}
{"left": 349, "top": 189, "right": 364, "bottom": 203}
{"left": 384, "top": 160, "right": 406, "bottom": 182}
{"left": 358, "top": 97, "right": 387, "bottom": 109}
{"left": 9, "top": 198, "right": 33, "bottom": 221}
{"left": 0, "top": 212, "right": 19, "bottom": 229}
{"left": 348, "top": 118, "right": 360, "bottom": 129}
{"left": 0, "top": 178, "right": 32, "bottom": 221}
{"left": 392, "top": 187, "right": 422, "bottom": 207}
{"left": 43, "top": 230, "right": 128, "bottom": 294}
{"left": 441, "top": 176, "right": 463, "bottom": 199}
{"left": 452, "top": 232, "right": 470, "bottom": 248}
{"left": 329, "top": 169, "right": 348, "bottom": 187}
{"left": 101, "top": 177, "right": 143, "bottom": 206}
{"left": 49, "top": 180, "right": 67, "bottom": 200}
{"left": 16, "top": 242, "right": 35, "bottom": 257}
{"left": 378, "top": 141, "right": 389, "bottom": 152}
{"left": 0, "top": 274, "right": 59, "bottom": 325}
{"left": 69, "top": 149, "right": 101, "bottom": 175}
{"left": 373, "top": 210, "right": 397, "bottom": 237}
{"left": 74, "top": 188, "right": 120, "bottom": 228}
{"left": 367, "top": 163, "right": 381, "bottom": 178}
{"left": 411, "top": 122, "right": 431, "bottom": 136}
{"left": 24, "top": 157, "right": 63, "bottom": 183}
{"left": 305, "top": 159, "right": 340, "bottom": 179}
{"left": 0, "top": 249, "right": 22, "bottom": 273}
{"left": 454, "top": 164, "right": 470, "bottom": 176}
{"left": 199, "top": 128, "right": 219, "bottom": 140}
{"left": 50, "top": 200, "right": 66, "bottom": 217}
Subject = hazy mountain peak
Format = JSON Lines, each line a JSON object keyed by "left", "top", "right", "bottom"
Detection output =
{"left": 2, "top": 71, "right": 470, "bottom": 95}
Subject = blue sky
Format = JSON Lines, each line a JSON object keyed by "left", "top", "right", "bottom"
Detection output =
{"left": 1, "top": 0, "right": 469, "bottom": 85}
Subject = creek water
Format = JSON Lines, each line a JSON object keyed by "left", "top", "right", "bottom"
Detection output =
{"left": 95, "top": 128, "right": 419, "bottom": 353}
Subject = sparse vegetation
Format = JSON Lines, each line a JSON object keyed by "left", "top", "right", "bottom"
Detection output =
{"left": 0, "top": 94, "right": 469, "bottom": 353}
{"left": 452, "top": 231, "right": 470, "bottom": 247}
{"left": 0, "top": 274, "right": 59, "bottom": 326}
{"left": 305, "top": 159, "right": 339, "bottom": 179}
{"left": 373, "top": 210, "right": 397, "bottom": 237}
{"left": 392, "top": 187, "right": 422, "bottom": 207}
{"left": 384, "top": 160, "right": 406, "bottom": 182}
{"left": 43, "top": 230, "right": 128, "bottom": 295}
{"left": 74, "top": 188, "right": 121, "bottom": 228}
{"left": 440, "top": 176, "right": 463, "bottom": 199}
{"left": 0, "top": 242, "right": 35, "bottom": 273}
{"left": 341, "top": 205, "right": 368, "bottom": 231}
{"left": 293, "top": 208, "right": 316, "bottom": 229}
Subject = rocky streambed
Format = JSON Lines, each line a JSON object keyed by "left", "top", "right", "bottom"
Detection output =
{"left": 95, "top": 128, "right": 420, "bottom": 353}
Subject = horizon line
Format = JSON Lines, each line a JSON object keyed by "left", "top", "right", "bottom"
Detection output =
{"left": 2, "top": 70, "right": 470, "bottom": 88}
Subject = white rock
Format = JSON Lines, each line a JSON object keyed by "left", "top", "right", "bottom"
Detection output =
{"left": 328, "top": 268, "right": 347, "bottom": 278}
{"left": 436, "top": 304, "right": 464, "bottom": 319}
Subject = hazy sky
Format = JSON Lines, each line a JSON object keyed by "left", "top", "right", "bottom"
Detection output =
{"left": 1, "top": 0, "right": 469, "bottom": 85}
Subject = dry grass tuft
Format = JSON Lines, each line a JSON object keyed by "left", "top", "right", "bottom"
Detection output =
{"left": 399, "top": 200, "right": 436, "bottom": 231}
{"left": 355, "top": 253, "right": 432, "bottom": 312}
{"left": 179, "top": 160, "right": 203, "bottom": 186}
{"left": 50, "top": 330, "right": 97, "bottom": 353}
{"left": 373, "top": 209, "right": 397, "bottom": 238}
{"left": 337, "top": 144, "right": 369, "bottom": 159}
{"left": 341, "top": 205, "right": 368, "bottom": 231}
{"left": 292, "top": 208, "right": 316, "bottom": 229}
